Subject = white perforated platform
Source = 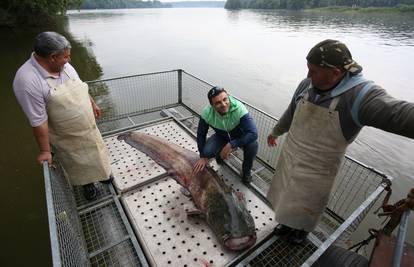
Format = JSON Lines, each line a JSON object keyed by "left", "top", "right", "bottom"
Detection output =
{"left": 104, "top": 120, "right": 277, "bottom": 266}
{"left": 104, "top": 120, "right": 219, "bottom": 192}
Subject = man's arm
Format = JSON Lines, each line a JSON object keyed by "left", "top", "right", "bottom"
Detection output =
{"left": 270, "top": 98, "right": 296, "bottom": 138}
{"left": 89, "top": 95, "right": 102, "bottom": 118}
{"left": 358, "top": 87, "right": 414, "bottom": 138}
{"left": 193, "top": 118, "right": 210, "bottom": 173}
{"left": 267, "top": 78, "right": 312, "bottom": 147}
{"left": 196, "top": 118, "right": 209, "bottom": 157}
{"left": 269, "top": 79, "right": 311, "bottom": 140}
{"left": 229, "top": 113, "right": 258, "bottom": 149}
{"left": 32, "top": 121, "right": 52, "bottom": 166}
{"left": 267, "top": 101, "right": 296, "bottom": 146}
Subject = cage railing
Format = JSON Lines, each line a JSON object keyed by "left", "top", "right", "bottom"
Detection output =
{"left": 44, "top": 69, "right": 391, "bottom": 266}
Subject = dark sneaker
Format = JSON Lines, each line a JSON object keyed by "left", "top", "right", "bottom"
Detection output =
{"left": 215, "top": 155, "right": 224, "bottom": 165}
{"left": 273, "top": 224, "right": 293, "bottom": 236}
{"left": 100, "top": 175, "right": 114, "bottom": 184}
{"left": 288, "top": 229, "right": 308, "bottom": 245}
{"left": 83, "top": 183, "right": 98, "bottom": 201}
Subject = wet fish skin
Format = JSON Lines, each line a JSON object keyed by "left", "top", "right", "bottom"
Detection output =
{"left": 117, "top": 131, "right": 256, "bottom": 251}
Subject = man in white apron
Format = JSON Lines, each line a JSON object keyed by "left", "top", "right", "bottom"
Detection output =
{"left": 267, "top": 40, "right": 414, "bottom": 244}
{"left": 13, "top": 32, "right": 112, "bottom": 200}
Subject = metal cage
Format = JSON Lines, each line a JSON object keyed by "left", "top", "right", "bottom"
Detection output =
{"left": 43, "top": 69, "right": 391, "bottom": 267}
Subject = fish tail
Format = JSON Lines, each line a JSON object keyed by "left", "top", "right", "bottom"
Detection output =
{"left": 117, "top": 132, "right": 131, "bottom": 141}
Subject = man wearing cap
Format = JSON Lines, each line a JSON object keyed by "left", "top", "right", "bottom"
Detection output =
{"left": 266, "top": 39, "right": 414, "bottom": 244}
{"left": 193, "top": 86, "right": 258, "bottom": 184}
{"left": 13, "top": 32, "right": 112, "bottom": 201}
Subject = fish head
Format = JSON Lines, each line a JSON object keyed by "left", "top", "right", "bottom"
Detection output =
{"left": 206, "top": 189, "right": 256, "bottom": 251}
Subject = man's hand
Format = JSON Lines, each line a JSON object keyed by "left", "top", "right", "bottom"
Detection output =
{"left": 91, "top": 102, "right": 102, "bottom": 118}
{"left": 193, "top": 158, "right": 209, "bottom": 173}
{"left": 37, "top": 151, "right": 52, "bottom": 166}
{"left": 267, "top": 135, "right": 278, "bottom": 147}
{"left": 220, "top": 143, "right": 232, "bottom": 160}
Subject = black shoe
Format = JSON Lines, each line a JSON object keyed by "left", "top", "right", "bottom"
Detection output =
{"left": 215, "top": 155, "right": 224, "bottom": 165}
{"left": 288, "top": 230, "right": 308, "bottom": 245}
{"left": 83, "top": 183, "right": 97, "bottom": 201}
{"left": 273, "top": 224, "right": 293, "bottom": 236}
{"left": 242, "top": 174, "right": 252, "bottom": 185}
{"left": 100, "top": 175, "right": 114, "bottom": 184}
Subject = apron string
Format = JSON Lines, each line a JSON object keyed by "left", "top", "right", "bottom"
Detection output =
{"left": 328, "top": 96, "right": 340, "bottom": 112}
{"left": 46, "top": 68, "right": 73, "bottom": 90}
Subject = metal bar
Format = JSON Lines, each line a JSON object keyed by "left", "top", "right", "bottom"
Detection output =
{"left": 182, "top": 70, "right": 214, "bottom": 87}
{"left": 344, "top": 155, "right": 390, "bottom": 179}
{"left": 391, "top": 210, "right": 411, "bottom": 267}
{"left": 76, "top": 194, "right": 114, "bottom": 211}
{"left": 234, "top": 235, "right": 280, "bottom": 267}
{"left": 102, "top": 117, "right": 172, "bottom": 137}
{"left": 43, "top": 162, "right": 62, "bottom": 267}
{"left": 178, "top": 115, "right": 195, "bottom": 121}
{"left": 252, "top": 166, "right": 265, "bottom": 175}
{"left": 98, "top": 103, "right": 180, "bottom": 125}
{"left": 86, "top": 69, "right": 180, "bottom": 84}
{"left": 227, "top": 234, "right": 279, "bottom": 267}
{"left": 301, "top": 184, "right": 387, "bottom": 267}
{"left": 109, "top": 185, "right": 150, "bottom": 267}
{"left": 325, "top": 208, "right": 345, "bottom": 224}
{"left": 115, "top": 172, "right": 170, "bottom": 195}
{"left": 78, "top": 198, "right": 115, "bottom": 215}
{"left": 127, "top": 116, "right": 135, "bottom": 126}
{"left": 178, "top": 69, "right": 183, "bottom": 104}
{"left": 89, "top": 235, "right": 130, "bottom": 258}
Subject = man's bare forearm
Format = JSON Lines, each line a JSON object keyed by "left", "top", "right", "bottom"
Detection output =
{"left": 32, "top": 122, "right": 50, "bottom": 152}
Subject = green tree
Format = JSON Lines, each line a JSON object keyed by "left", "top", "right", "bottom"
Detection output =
{"left": 74, "top": 0, "right": 168, "bottom": 9}
{"left": 225, "top": 0, "right": 243, "bottom": 9}
{"left": 1, "top": 0, "right": 82, "bottom": 26}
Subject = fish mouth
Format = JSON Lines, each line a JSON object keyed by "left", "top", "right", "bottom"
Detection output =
{"left": 224, "top": 234, "right": 257, "bottom": 251}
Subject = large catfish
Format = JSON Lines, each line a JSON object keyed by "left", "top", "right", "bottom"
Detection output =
{"left": 117, "top": 131, "right": 257, "bottom": 251}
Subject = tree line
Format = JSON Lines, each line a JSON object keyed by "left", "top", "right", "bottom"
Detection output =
{"left": 1, "top": 0, "right": 81, "bottom": 26}
{"left": 75, "top": 0, "right": 169, "bottom": 9}
{"left": 225, "top": 0, "right": 414, "bottom": 9}
{"left": 0, "top": 0, "right": 167, "bottom": 26}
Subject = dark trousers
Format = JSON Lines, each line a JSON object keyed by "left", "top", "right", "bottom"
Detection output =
{"left": 202, "top": 134, "right": 258, "bottom": 177}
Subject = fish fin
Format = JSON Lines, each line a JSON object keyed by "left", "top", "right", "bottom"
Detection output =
{"left": 236, "top": 191, "right": 245, "bottom": 201}
{"left": 185, "top": 204, "right": 204, "bottom": 218}
{"left": 180, "top": 187, "right": 192, "bottom": 198}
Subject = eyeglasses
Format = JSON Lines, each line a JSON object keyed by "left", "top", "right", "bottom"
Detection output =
{"left": 207, "top": 86, "right": 225, "bottom": 100}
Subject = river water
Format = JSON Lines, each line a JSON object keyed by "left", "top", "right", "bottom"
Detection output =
{"left": 1, "top": 8, "right": 413, "bottom": 266}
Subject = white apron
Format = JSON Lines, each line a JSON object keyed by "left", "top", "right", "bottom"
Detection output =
{"left": 266, "top": 93, "right": 348, "bottom": 232}
{"left": 46, "top": 70, "right": 111, "bottom": 185}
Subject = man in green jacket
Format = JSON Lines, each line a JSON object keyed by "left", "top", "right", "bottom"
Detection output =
{"left": 194, "top": 86, "right": 259, "bottom": 184}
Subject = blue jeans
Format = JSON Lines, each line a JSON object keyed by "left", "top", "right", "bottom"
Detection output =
{"left": 202, "top": 134, "right": 258, "bottom": 178}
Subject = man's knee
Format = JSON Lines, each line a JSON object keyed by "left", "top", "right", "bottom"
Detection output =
{"left": 201, "top": 146, "right": 216, "bottom": 159}
{"left": 203, "top": 136, "right": 225, "bottom": 158}
{"left": 244, "top": 140, "right": 259, "bottom": 155}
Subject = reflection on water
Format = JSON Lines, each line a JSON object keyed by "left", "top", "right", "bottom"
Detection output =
{"left": 251, "top": 10, "right": 414, "bottom": 46}
{"left": 2, "top": 8, "right": 414, "bottom": 266}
